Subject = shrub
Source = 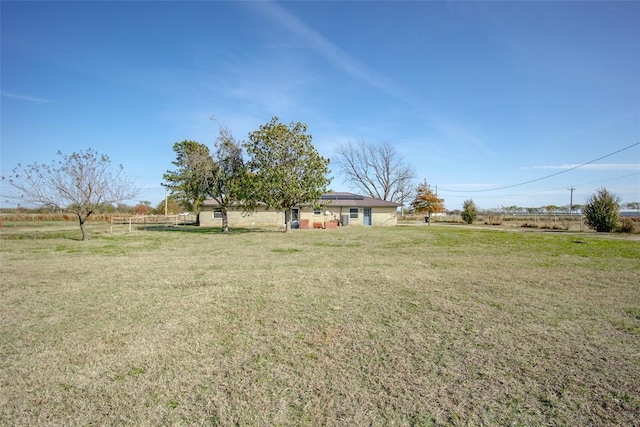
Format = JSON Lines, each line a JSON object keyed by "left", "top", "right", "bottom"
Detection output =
{"left": 583, "top": 188, "right": 620, "bottom": 232}
{"left": 617, "top": 217, "right": 637, "bottom": 234}
{"left": 462, "top": 199, "right": 478, "bottom": 224}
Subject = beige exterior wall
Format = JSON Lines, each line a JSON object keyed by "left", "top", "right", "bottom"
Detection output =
{"left": 200, "top": 206, "right": 398, "bottom": 228}
{"left": 200, "top": 209, "right": 284, "bottom": 227}
{"left": 300, "top": 206, "right": 397, "bottom": 226}
{"left": 371, "top": 207, "right": 399, "bottom": 226}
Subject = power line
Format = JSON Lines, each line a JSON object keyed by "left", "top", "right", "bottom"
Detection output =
{"left": 440, "top": 172, "right": 640, "bottom": 204}
{"left": 530, "top": 171, "right": 640, "bottom": 194}
{"left": 439, "top": 141, "right": 640, "bottom": 193}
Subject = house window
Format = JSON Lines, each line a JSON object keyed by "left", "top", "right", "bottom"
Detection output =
{"left": 313, "top": 209, "right": 322, "bottom": 216}
{"left": 350, "top": 208, "right": 359, "bottom": 219}
{"left": 213, "top": 210, "right": 222, "bottom": 219}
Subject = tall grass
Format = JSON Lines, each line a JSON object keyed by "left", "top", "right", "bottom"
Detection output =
{"left": 1, "top": 224, "right": 638, "bottom": 425}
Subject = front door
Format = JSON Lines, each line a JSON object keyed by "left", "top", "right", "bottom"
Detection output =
{"left": 363, "top": 208, "right": 372, "bottom": 226}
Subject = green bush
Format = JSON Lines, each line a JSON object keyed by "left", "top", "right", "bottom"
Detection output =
{"left": 462, "top": 199, "right": 478, "bottom": 224}
{"left": 583, "top": 188, "right": 620, "bottom": 232}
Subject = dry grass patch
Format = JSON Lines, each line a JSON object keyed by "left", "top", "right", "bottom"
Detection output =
{"left": 1, "top": 224, "right": 639, "bottom": 425}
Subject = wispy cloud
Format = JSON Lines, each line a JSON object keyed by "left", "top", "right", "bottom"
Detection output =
{"left": 252, "top": 1, "right": 405, "bottom": 99}
{"left": 242, "top": 2, "right": 492, "bottom": 156}
{"left": 251, "top": 2, "right": 490, "bottom": 155}
{"left": 1, "top": 90, "right": 54, "bottom": 104}
{"left": 532, "top": 163, "right": 640, "bottom": 171}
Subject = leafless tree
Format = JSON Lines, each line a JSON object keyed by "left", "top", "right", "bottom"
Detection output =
{"left": 333, "top": 140, "right": 416, "bottom": 204}
{"left": 2, "top": 149, "right": 139, "bottom": 240}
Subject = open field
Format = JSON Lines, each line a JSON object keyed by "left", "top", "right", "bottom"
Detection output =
{"left": 1, "top": 223, "right": 639, "bottom": 425}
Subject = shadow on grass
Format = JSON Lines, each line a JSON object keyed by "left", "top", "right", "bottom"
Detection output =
{"left": 141, "top": 225, "right": 284, "bottom": 235}
{"left": 1, "top": 230, "right": 84, "bottom": 241}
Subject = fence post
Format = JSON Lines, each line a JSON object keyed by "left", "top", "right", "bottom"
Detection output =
{"left": 129, "top": 217, "right": 132, "bottom": 233}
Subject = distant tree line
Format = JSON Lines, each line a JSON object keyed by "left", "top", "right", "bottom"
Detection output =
{"left": 2, "top": 196, "right": 187, "bottom": 216}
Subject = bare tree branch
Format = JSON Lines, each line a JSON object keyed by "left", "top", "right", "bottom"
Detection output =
{"left": 333, "top": 140, "right": 415, "bottom": 204}
{"left": 2, "top": 149, "right": 139, "bottom": 240}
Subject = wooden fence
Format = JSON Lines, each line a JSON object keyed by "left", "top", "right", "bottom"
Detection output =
{"left": 110, "top": 214, "right": 197, "bottom": 233}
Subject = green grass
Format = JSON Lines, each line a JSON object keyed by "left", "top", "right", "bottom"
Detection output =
{"left": 1, "top": 223, "right": 639, "bottom": 425}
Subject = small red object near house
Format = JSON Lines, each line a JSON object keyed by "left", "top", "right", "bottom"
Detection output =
{"left": 324, "top": 221, "right": 338, "bottom": 229}
{"left": 313, "top": 222, "right": 323, "bottom": 229}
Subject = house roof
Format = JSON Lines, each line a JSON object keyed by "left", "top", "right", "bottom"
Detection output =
{"left": 320, "top": 192, "right": 401, "bottom": 208}
{"left": 202, "top": 192, "right": 401, "bottom": 208}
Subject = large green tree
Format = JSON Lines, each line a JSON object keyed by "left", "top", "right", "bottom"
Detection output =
{"left": 583, "top": 187, "right": 620, "bottom": 232}
{"left": 245, "top": 117, "right": 330, "bottom": 233}
{"left": 163, "top": 128, "right": 246, "bottom": 232}
{"left": 207, "top": 127, "right": 247, "bottom": 233}
{"left": 163, "top": 140, "right": 212, "bottom": 225}
{"left": 2, "top": 149, "right": 138, "bottom": 240}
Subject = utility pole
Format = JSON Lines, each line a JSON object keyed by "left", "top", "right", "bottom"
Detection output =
{"left": 568, "top": 187, "right": 575, "bottom": 218}
{"left": 164, "top": 189, "right": 168, "bottom": 217}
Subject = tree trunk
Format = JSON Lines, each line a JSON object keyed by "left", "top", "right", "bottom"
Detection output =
{"left": 222, "top": 209, "right": 229, "bottom": 233}
{"left": 284, "top": 208, "right": 292, "bottom": 233}
{"left": 78, "top": 215, "right": 89, "bottom": 241}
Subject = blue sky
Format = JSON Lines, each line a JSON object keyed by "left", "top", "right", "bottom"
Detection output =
{"left": 2, "top": 1, "right": 639, "bottom": 210}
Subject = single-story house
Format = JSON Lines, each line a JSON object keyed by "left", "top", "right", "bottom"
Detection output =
{"left": 199, "top": 192, "right": 401, "bottom": 228}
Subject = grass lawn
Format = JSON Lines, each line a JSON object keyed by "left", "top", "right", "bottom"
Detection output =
{"left": 1, "top": 223, "right": 639, "bottom": 425}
